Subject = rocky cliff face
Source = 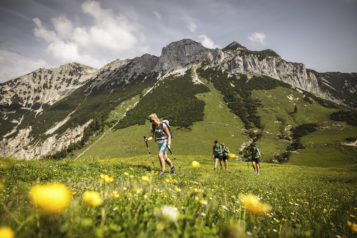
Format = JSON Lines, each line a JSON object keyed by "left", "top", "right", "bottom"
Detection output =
{"left": 154, "top": 39, "right": 355, "bottom": 106}
{"left": 93, "top": 54, "right": 158, "bottom": 90}
{"left": 0, "top": 63, "right": 97, "bottom": 108}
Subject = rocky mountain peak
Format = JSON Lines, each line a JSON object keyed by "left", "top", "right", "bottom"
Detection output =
{"left": 222, "top": 41, "right": 246, "bottom": 51}
{"left": 100, "top": 59, "right": 130, "bottom": 72}
{"left": 155, "top": 39, "right": 215, "bottom": 72}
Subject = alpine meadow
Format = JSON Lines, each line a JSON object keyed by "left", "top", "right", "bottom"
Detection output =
{"left": 1, "top": 37, "right": 356, "bottom": 238}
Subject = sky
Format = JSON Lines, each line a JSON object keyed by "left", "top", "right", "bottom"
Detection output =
{"left": 0, "top": 0, "right": 356, "bottom": 83}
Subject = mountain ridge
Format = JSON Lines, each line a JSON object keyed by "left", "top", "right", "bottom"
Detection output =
{"left": 0, "top": 38, "right": 356, "bottom": 159}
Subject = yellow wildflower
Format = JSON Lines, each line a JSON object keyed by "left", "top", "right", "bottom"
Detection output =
{"left": 192, "top": 161, "right": 200, "bottom": 168}
{"left": 111, "top": 191, "right": 119, "bottom": 199}
{"left": 29, "top": 183, "right": 72, "bottom": 215}
{"left": 323, "top": 208, "right": 328, "bottom": 213}
{"left": 0, "top": 226, "right": 14, "bottom": 238}
{"left": 101, "top": 175, "right": 114, "bottom": 184}
{"left": 199, "top": 199, "right": 208, "bottom": 205}
{"left": 239, "top": 193, "right": 272, "bottom": 215}
{"left": 141, "top": 176, "right": 150, "bottom": 183}
{"left": 228, "top": 153, "right": 236, "bottom": 159}
{"left": 172, "top": 179, "right": 178, "bottom": 184}
{"left": 282, "top": 218, "right": 287, "bottom": 222}
{"left": 133, "top": 187, "right": 143, "bottom": 194}
{"left": 274, "top": 218, "right": 280, "bottom": 223}
{"left": 231, "top": 195, "right": 237, "bottom": 200}
{"left": 174, "top": 187, "right": 181, "bottom": 193}
{"left": 352, "top": 223, "right": 357, "bottom": 233}
{"left": 124, "top": 172, "right": 129, "bottom": 176}
{"left": 82, "top": 191, "right": 102, "bottom": 207}
{"left": 165, "top": 179, "right": 171, "bottom": 184}
{"left": 350, "top": 214, "right": 356, "bottom": 218}
{"left": 194, "top": 188, "right": 202, "bottom": 193}
{"left": 347, "top": 220, "right": 352, "bottom": 227}
{"left": 130, "top": 175, "right": 134, "bottom": 179}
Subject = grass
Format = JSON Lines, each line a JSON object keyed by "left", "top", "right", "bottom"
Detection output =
{"left": 70, "top": 76, "right": 248, "bottom": 159}
{"left": 288, "top": 122, "right": 357, "bottom": 167}
{"left": 251, "top": 87, "right": 340, "bottom": 162}
{"left": 0, "top": 155, "right": 356, "bottom": 237}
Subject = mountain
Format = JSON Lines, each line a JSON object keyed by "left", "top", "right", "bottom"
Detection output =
{"left": 0, "top": 39, "right": 356, "bottom": 160}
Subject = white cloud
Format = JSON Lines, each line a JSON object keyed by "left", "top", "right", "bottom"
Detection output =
{"left": 52, "top": 16, "right": 73, "bottom": 39}
{"left": 33, "top": 17, "right": 57, "bottom": 43}
{"left": 198, "top": 34, "right": 219, "bottom": 49}
{"left": 0, "top": 50, "right": 47, "bottom": 82}
{"left": 152, "top": 11, "right": 162, "bottom": 20}
{"left": 187, "top": 21, "right": 197, "bottom": 33}
{"left": 32, "top": 0, "right": 146, "bottom": 68}
{"left": 248, "top": 32, "right": 266, "bottom": 45}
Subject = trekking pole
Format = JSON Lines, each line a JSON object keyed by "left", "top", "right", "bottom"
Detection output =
{"left": 143, "top": 136, "right": 155, "bottom": 169}
{"left": 167, "top": 148, "right": 181, "bottom": 169}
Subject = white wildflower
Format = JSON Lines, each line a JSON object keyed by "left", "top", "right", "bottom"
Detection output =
{"left": 158, "top": 205, "right": 179, "bottom": 222}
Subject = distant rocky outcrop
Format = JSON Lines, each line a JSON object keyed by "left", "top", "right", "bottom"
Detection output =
{"left": 0, "top": 63, "right": 97, "bottom": 108}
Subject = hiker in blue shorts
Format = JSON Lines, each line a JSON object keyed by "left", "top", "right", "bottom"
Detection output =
{"left": 144, "top": 113, "right": 175, "bottom": 176}
{"left": 221, "top": 143, "right": 230, "bottom": 171}
{"left": 247, "top": 142, "right": 261, "bottom": 175}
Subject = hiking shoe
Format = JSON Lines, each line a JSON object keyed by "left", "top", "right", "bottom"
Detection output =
{"left": 158, "top": 171, "right": 165, "bottom": 176}
{"left": 170, "top": 166, "right": 176, "bottom": 174}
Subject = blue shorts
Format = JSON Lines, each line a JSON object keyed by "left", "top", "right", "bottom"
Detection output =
{"left": 252, "top": 157, "right": 260, "bottom": 163}
{"left": 157, "top": 140, "right": 168, "bottom": 154}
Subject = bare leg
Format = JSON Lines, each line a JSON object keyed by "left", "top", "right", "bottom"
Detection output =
{"left": 163, "top": 153, "right": 173, "bottom": 168}
{"left": 252, "top": 161, "right": 256, "bottom": 172}
{"left": 256, "top": 163, "right": 260, "bottom": 174}
{"left": 158, "top": 151, "right": 165, "bottom": 172}
{"left": 219, "top": 160, "right": 223, "bottom": 170}
{"left": 224, "top": 160, "right": 228, "bottom": 171}
{"left": 214, "top": 158, "right": 218, "bottom": 170}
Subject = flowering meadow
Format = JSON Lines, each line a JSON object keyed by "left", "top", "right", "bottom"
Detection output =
{"left": 0, "top": 155, "right": 356, "bottom": 237}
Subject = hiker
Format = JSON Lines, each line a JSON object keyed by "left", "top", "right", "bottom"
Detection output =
{"left": 247, "top": 142, "right": 261, "bottom": 175}
{"left": 221, "top": 143, "right": 230, "bottom": 171}
{"left": 144, "top": 113, "right": 175, "bottom": 176}
{"left": 212, "top": 140, "right": 223, "bottom": 170}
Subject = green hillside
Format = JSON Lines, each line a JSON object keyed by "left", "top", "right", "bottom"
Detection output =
{"left": 66, "top": 69, "right": 357, "bottom": 169}
{"left": 72, "top": 73, "right": 248, "bottom": 159}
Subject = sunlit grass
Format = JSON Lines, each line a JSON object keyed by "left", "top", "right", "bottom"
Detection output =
{"left": 0, "top": 155, "right": 356, "bottom": 237}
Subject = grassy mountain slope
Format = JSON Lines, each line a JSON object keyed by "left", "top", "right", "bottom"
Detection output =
{"left": 69, "top": 69, "right": 357, "bottom": 169}
{"left": 73, "top": 72, "right": 248, "bottom": 159}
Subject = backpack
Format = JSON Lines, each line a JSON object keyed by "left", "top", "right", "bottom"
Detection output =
{"left": 152, "top": 120, "right": 174, "bottom": 141}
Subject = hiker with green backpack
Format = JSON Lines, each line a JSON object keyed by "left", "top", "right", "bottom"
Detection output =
{"left": 247, "top": 142, "right": 261, "bottom": 175}
{"left": 212, "top": 140, "right": 223, "bottom": 170}
{"left": 144, "top": 113, "right": 176, "bottom": 176}
{"left": 221, "top": 143, "right": 230, "bottom": 171}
